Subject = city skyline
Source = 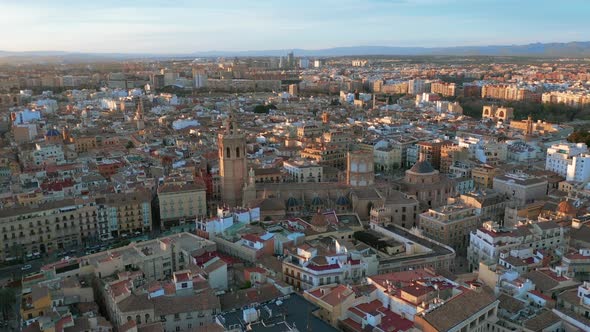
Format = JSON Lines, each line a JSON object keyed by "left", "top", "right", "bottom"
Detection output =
{"left": 2, "top": 0, "right": 589, "bottom": 53}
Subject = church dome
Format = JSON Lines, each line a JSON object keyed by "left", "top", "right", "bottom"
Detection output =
{"left": 336, "top": 195, "right": 350, "bottom": 206}
{"left": 45, "top": 128, "right": 60, "bottom": 137}
{"left": 557, "top": 200, "right": 576, "bottom": 216}
{"left": 310, "top": 196, "right": 323, "bottom": 206}
{"left": 409, "top": 160, "right": 435, "bottom": 174}
{"left": 286, "top": 196, "right": 300, "bottom": 208}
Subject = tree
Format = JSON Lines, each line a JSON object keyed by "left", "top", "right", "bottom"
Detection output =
{"left": 0, "top": 288, "right": 16, "bottom": 322}
{"left": 567, "top": 130, "right": 590, "bottom": 146}
{"left": 126, "top": 141, "right": 135, "bottom": 149}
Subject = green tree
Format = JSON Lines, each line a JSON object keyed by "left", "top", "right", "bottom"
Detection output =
{"left": 126, "top": 141, "right": 135, "bottom": 149}
{"left": 0, "top": 288, "right": 16, "bottom": 322}
{"left": 567, "top": 131, "right": 590, "bottom": 146}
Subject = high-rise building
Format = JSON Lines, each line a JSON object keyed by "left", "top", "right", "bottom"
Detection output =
{"left": 408, "top": 79, "right": 426, "bottom": 95}
{"left": 287, "top": 51, "right": 295, "bottom": 69}
{"left": 299, "top": 58, "right": 310, "bottom": 69}
{"left": 193, "top": 68, "right": 208, "bottom": 89}
{"left": 313, "top": 59, "right": 324, "bottom": 68}
{"left": 219, "top": 114, "right": 247, "bottom": 207}
{"left": 151, "top": 74, "right": 165, "bottom": 90}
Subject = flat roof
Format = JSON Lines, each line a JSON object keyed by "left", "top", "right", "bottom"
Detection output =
{"left": 218, "top": 293, "right": 338, "bottom": 332}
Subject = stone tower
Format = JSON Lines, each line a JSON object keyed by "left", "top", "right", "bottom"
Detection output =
{"left": 219, "top": 113, "right": 247, "bottom": 207}
{"left": 135, "top": 97, "right": 145, "bottom": 131}
{"left": 346, "top": 149, "right": 374, "bottom": 187}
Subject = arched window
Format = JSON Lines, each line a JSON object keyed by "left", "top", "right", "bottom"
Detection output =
{"left": 226, "top": 147, "right": 231, "bottom": 158}
{"left": 236, "top": 147, "right": 240, "bottom": 158}
{"left": 145, "top": 314, "right": 150, "bottom": 323}
{"left": 136, "top": 315, "right": 141, "bottom": 324}
{"left": 127, "top": 316, "right": 132, "bottom": 322}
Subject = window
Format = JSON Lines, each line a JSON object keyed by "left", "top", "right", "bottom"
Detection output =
{"left": 226, "top": 147, "right": 230, "bottom": 158}
{"left": 174, "top": 313, "right": 180, "bottom": 320}
{"left": 176, "top": 327, "right": 180, "bottom": 332}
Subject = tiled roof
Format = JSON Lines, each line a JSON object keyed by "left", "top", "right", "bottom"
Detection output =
{"left": 420, "top": 289, "right": 497, "bottom": 331}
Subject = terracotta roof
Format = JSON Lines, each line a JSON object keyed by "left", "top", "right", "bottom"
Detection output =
{"left": 153, "top": 290, "right": 220, "bottom": 316}
{"left": 420, "top": 289, "right": 497, "bottom": 331}
{"left": 523, "top": 310, "right": 561, "bottom": 332}
{"left": 498, "top": 294, "right": 525, "bottom": 313}
{"left": 409, "top": 160, "right": 435, "bottom": 174}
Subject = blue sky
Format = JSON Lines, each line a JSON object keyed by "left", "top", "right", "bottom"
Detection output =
{"left": 1, "top": 0, "right": 589, "bottom": 53}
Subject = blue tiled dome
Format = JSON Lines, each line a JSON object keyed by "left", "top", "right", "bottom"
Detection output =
{"left": 286, "top": 196, "right": 300, "bottom": 208}
{"left": 45, "top": 129, "right": 61, "bottom": 137}
{"left": 310, "top": 196, "right": 323, "bottom": 206}
{"left": 336, "top": 195, "right": 350, "bottom": 206}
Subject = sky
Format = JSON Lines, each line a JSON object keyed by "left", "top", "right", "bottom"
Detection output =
{"left": 1, "top": 0, "right": 589, "bottom": 53}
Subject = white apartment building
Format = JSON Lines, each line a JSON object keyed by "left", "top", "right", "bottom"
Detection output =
{"left": 283, "top": 160, "right": 323, "bottom": 183}
{"left": 32, "top": 143, "right": 66, "bottom": 166}
{"left": 546, "top": 142, "right": 590, "bottom": 182}
{"left": 467, "top": 221, "right": 565, "bottom": 272}
{"left": 282, "top": 239, "right": 369, "bottom": 291}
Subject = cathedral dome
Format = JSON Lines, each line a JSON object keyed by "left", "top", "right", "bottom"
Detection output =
{"left": 45, "top": 128, "right": 60, "bottom": 137}
{"left": 310, "top": 196, "right": 323, "bottom": 206}
{"left": 336, "top": 195, "right": 350, "bottom": 206}
{"left": 409, "top": 160, "right": 435, "bottom": 174}
{"left": 286, "top": 196, "right": 300, "bottom": 208}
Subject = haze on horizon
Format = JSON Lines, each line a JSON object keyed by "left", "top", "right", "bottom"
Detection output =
{"left": 1, "top": 0, "right": 589, "bottom": 54}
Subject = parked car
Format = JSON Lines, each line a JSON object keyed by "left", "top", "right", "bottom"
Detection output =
{"left": 21, "top": 264, "right": 32, "bottom": 271}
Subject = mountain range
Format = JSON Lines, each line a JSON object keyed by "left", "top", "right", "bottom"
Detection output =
{"left": 1, "top": 41, "right": 590, "bottom": 63}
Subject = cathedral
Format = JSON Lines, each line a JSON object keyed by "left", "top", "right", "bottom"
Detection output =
{"left": 218, "top": 116, "right": 421, "bottom": 225}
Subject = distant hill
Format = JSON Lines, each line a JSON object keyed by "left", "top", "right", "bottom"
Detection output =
{"left": 1, "top": 41, "right": 590, "bottom": 63}
{"left": 190, "top": 42, "right": 590, "bottom": 57}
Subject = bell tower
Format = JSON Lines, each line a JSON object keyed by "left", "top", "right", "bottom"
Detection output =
{"left": 219, "top": 113, "right": 247, "bottom": 207}
{"left": 135, "top": 97, "right": 145, "bottom": 131}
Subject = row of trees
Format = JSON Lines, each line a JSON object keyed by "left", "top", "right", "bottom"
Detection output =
{"left": 454, "top": 96, "right": 590, "bottom": 123}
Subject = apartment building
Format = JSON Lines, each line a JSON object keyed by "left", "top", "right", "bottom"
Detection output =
{"left": 96, "top": 190, "right": 152, "bottom": 239}
{"left": 467, "top": 221, "right": 565, "bottom": 272}
{"left": 430, "top": 81, "right": 456, "bottom": 97}
{"left": 493, "top": 173, "right": 548, "bottom": 207}
{"left": 282, "top": 239, "right": 369, "bottom": 291}
{"left": 418, "top": 204, "right": 479, "bottom": 255}
{"left": 104, "top": 269, "right": 221, "bottom": 331}
{"left": 0, "top": 198, "right": 99, "bottom": 260}
{"left": 283, "top": 160, "right": 323, "bottom": 183}
{"left": 546, "top": 142, "right": 590, "bottom": 182}
{"left": 41, "top": 232, "right": 216, "bottom": 282}
{"left": 158, "top": 181, "right": 207, "bottom": 229}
